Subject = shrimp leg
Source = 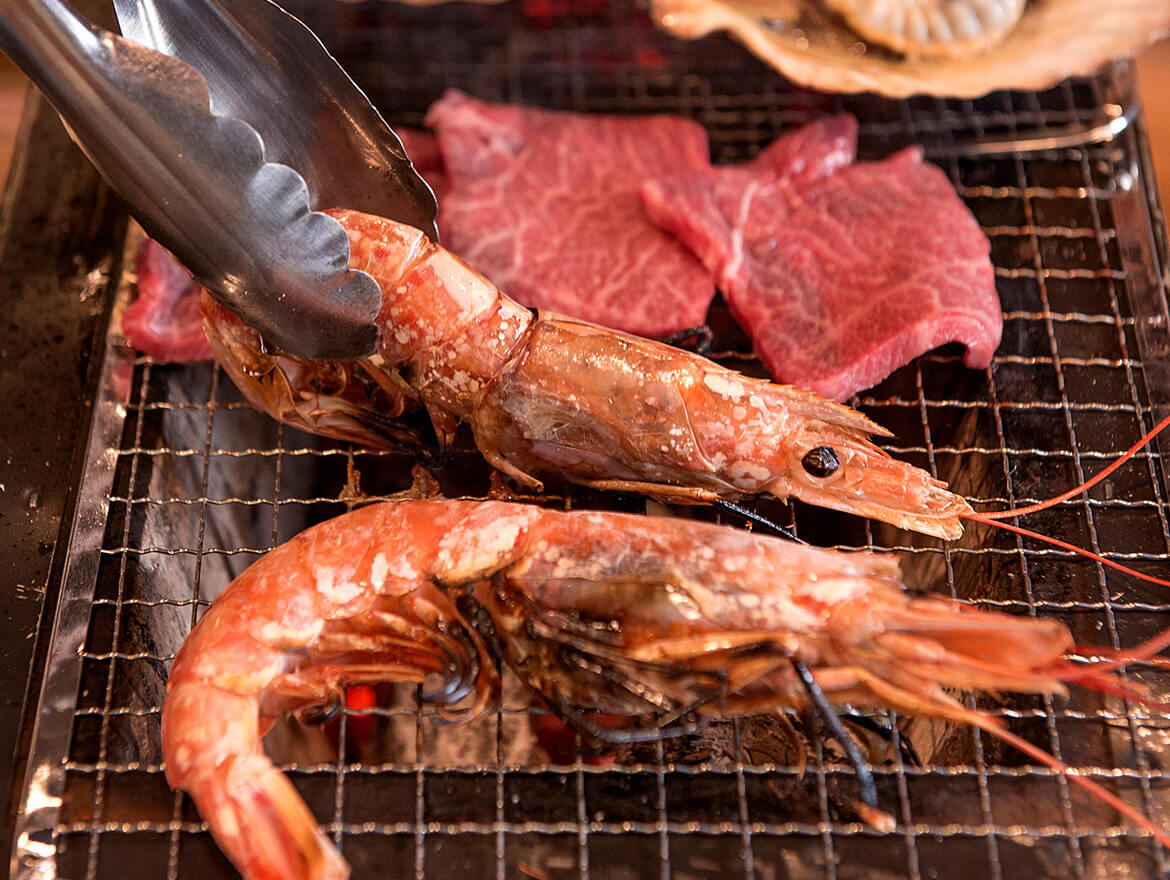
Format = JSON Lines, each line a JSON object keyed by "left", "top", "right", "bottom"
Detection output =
{"left": 791, "top": 657, "right": 880, "bottom": 813}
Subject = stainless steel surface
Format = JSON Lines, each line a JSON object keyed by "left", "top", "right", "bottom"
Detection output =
{"left": 9, "top": 246, "right": 136, "bottom": 880}
{"left": 0, "top": 0, "right": 432, "bottom": 361}
{"left": 111, "top": 0, "right": 438, "bottom": 240}
{"left": 937, "top": 102, "right": 1138, "bottom": 158}
{"left": 10, "top": 2, "right": 1170, "bottom": 877}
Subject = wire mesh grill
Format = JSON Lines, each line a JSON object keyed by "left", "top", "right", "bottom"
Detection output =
{"left": 14, "top": 2, "right": 1170, "bottom": 878}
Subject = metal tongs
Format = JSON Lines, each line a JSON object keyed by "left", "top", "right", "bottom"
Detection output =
{"left": 0, "top": 0, "right": 438, "bottom": 359}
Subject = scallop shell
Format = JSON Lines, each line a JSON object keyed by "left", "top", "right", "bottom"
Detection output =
{"left": 823, "top": 0, "right": 1026, "bottom": 58}
{"left": 650, "top": 0, "right": 1170, "bottom": 97}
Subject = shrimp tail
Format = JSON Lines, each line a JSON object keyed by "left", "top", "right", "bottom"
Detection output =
{"left": 164, "top": 685, "right": 349, "bottom": 880}
{"left": 185, "top": 754, "right": 347, "bottom": 880}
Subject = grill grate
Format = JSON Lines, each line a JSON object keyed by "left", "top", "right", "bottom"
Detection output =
{"left": 12, "top": 2, "right": 1170, "bottom": 878}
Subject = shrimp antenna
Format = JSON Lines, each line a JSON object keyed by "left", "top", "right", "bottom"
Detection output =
{"left": 1038, "top": 629, "right": 1170, "bottom": 686}
{"left": 958, "top": 412, "right": 1170, "bottom": 589}
{"left": 713, "top": 499, "right": 805, "bottom": 543}
{"left": 964, "top": 710, "right": 1170, "bottom": 850}
{"left": 977, "top": 412, "right": 1170, "bottom": 522}
{"left": 962, "top": 512, "right": 1170, "bottom": 590}
{"left": 791, "top": 659, "right": 880, "bottom": 812}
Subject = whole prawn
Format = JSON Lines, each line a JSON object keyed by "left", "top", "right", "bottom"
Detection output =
{"left": 202, "top": 209, "right": 970, "bottom": 539}
{"left": 163, "top": 499, "right": 1166, "bottom": 880}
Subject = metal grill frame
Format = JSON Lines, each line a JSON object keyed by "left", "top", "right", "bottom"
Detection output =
{"left": 11, "top": 4, "right": 1170, "bottom": 878}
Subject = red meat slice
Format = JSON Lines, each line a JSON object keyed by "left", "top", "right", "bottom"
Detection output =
{"left": 641, "top": 120, "right": 1001, "bottom": 400}
{"left": 122, "top": 239, "right": 213, "bottom": 362}
{"left": 643, "top": 116, "right": 859, "bottom": 287}
{"left": 426, "top": 90, "right": 715, "bottom": 337}
{"left": 394, "top": 128, "right": 449, "bottom": 204}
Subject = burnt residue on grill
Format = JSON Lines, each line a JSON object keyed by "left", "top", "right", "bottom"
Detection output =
{"left": 10, "top": 1, "right": 1170, "bottom": 878}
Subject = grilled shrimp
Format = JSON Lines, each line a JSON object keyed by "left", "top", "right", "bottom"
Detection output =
{"left": 202, "top": 208, "right": 971, "bottom": 539}
{"left": 165, "top": 499, "right": 1167, "bottom": 880}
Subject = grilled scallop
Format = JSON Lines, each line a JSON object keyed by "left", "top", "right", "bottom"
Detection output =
{"left": 651, "top": 0, "right": 1170, "bottom": 97}
{"left": 823, "top": 0, "right": 1026, "bottom": 57}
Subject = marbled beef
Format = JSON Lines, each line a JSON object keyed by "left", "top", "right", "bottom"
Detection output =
{"left": 394, "top": 128, "right": 448, "bottom": 205}
{"left": 641, "top": 118, "right": 1001, "bottom": 400}
{"left": 122, "top": 239, "right": 213, "bottom": 361}
{"left": 426, "top": 90, "right": 715, "bottom": 337}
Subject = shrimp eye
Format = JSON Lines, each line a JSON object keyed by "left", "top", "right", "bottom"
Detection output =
{"left": 801, "top": 446, "right": 840, "bottom": 478}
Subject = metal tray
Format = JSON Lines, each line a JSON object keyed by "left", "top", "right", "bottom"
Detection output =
{"left": 11, "top": 3, "right": 1170, "bottom": 877}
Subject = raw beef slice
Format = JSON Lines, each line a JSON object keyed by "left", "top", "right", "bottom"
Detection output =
{"left": 123, "top": 239, "right": 213, "bottom": 362}
{"left": 426, "top": 90, "right": 715, "bottom": 337}
{"left": 394, "top": 128, "right": 449, "bottom": 204}
{"left": 641, "top": 120, "right": 1001, "bottom": 401}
